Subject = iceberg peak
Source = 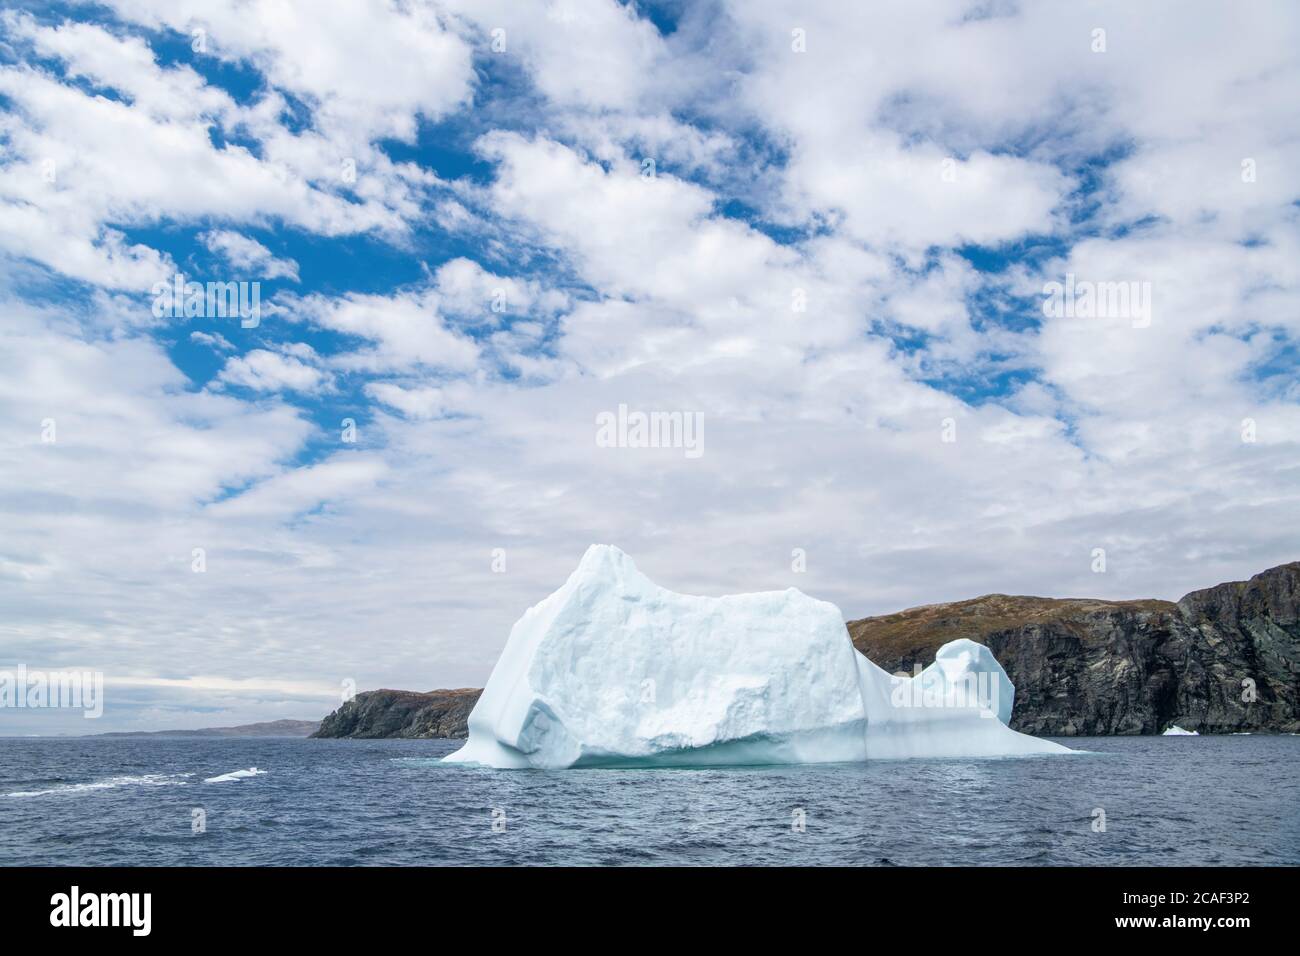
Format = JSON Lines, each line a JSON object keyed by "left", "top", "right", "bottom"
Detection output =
{"left": 445, "top": 547, "right": 1071, "bottom": 768}
{"left": 567, "top": 543, "right": 649, "bottom": 591}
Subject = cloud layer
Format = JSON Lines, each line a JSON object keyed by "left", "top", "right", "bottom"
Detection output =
{"left": 1, "top": 1, "right": 1297, "bottom": 732}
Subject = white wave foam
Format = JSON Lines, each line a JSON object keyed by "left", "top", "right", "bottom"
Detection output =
{"left": 6, "top": 773, "right": 192, "bottom": 798}
{"left": 203, "top": 767, "right": 267, "bottom": 783}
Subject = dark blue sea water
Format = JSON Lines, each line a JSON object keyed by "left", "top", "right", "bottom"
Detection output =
{"left": 1, "top": 735, "right": 1296, "bottom": 865}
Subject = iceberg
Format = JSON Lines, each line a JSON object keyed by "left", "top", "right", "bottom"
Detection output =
{"left": 444, "top": 545, "right": 1071, "bottom": 769}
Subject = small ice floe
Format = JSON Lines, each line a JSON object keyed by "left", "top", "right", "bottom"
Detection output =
{"left": 1162, "top": 725, "right": 1199, "bottom": 736}
{"left": 203, "top": 767, "right": 267, "bottom": 783}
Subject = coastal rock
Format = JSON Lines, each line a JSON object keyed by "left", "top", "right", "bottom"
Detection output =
{"left": 848, "top": 562, "right": 1300, "bottom": 735}
{"left": 312, "top": 688, "right": 480, "bottom": 739}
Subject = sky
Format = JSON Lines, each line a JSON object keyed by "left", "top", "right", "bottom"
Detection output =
{"left": 1, "top": 0, "right": 1297, "bottom": 733}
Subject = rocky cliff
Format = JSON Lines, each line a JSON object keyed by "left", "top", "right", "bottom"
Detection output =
{"left": 312, "top": 688, "right": 481, "bottom": 739}
{"left": 848, "top": 562, "right": 1300, "bottom": 735}
{"left": 314, "top": 562, "right": 1299, "bottom": 738}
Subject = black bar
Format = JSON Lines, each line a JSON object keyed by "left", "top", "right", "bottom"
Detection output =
{"left": 0, "top": 866, "right": 1283, "bottom": 940}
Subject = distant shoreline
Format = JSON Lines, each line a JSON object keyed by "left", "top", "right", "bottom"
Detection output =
{"left": 81, "top": 718, "right": 320, "bottom": 739}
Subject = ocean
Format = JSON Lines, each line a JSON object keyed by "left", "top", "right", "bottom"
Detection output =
{"left": 1, "top": 735, "right": 1296, "bottom": 866}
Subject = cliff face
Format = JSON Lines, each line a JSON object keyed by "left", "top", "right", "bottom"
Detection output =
{"left": 848, "top": 562, "right": 1300, "bottom": 735}
{"left": 312, "top": 689, "right": 481, "bottom": 739}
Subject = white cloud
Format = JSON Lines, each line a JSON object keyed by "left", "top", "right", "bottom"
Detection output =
{"left": 207, "top": 456, "right": 388, "bottom": 520}
{"left": 441, "top": 0, "right": 668, "bottom": 111}
{"left": 0, "top": 8, "right": 474, "bottom": 292}
{"left": 0, "top": 56, "right": 391, "bottom": 289}
{"left": 201, "top": 230, "right": 300, "bottom": 282}
{"left": 104, "top": 0, "right": 474, "bottom": 141}
{"left": 365, "top": 382, "right": 449, "bottom": 420}
{"left": 432, "top": 257, "right": 568, "bottom": 322}
{"left": 216, "top": 348, "right": 327, "bottom": 394}
{"left": 477, "top": 132, "right": 802, "bottom": 318}
{"left": 288, "top": 289, "right": 480, "bottom": 374}
{"left": 190, "top": 330, "right": 235, "bottom": 352}
{"left": 9, "top": 13, "right": 235, "bottom": 122}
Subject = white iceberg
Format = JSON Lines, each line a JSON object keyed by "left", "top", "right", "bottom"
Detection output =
{"left": 445, "top": 546, "right": 1070, "bottom": 769}
{"left": 1162, "top": 725, "right": 1199, "bottom": 736}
